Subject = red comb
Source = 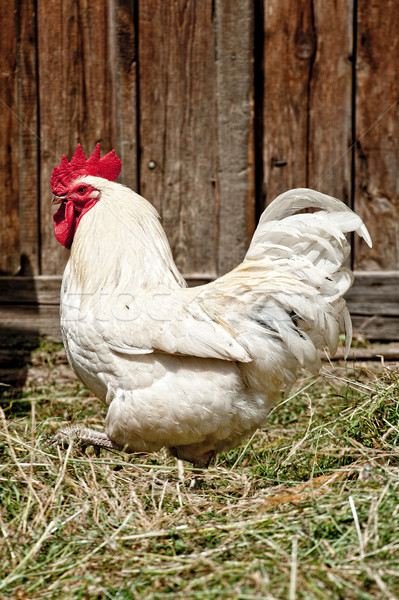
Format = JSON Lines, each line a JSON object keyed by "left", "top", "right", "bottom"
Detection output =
{"left": 51, "top": 143, "right": 121, "bottom": 194}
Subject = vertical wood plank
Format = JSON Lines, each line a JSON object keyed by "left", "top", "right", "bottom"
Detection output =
{"left": 214, "top": 0, "right": 255, "bottom": 274}
{"left": 262, "top": 0, "right": 315, "bottom": 205}
{"left": 37, "top": 0, "right": 119, "bottom": 275}
{"left": 0, "top": 2, "right": 20, "bottom": 274}
{"left": 139, "top": 0, "right": 217, "bottom": 276}
{"left": 17, "top": 0, "right": 40, "bottom": 275}
{"left": 354, "top": 0, "right": 399, "bottom": 270}
{"left": 37, "top": 0, "right": 70, "bottom": 276}
{"left": 308, "top": 0, "right": 353, "bottom": 203}
{"left": 115, "top": 0, "right": 138, "bottom": 191}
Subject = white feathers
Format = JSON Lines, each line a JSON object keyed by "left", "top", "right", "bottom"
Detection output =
{"left": 60, "top": 183, "right": 371, "bottom": 460}
{"left": 108, "top": 343, "right": 153, "bottom": 356}
{"left": 69, "top": 185, "right": 370, "bottom": 376}
{"left": 258, "top": 187, "right": 372, "bottom": 248}
{"left": 234, "top": 188, "right": 371, "bottom": 375}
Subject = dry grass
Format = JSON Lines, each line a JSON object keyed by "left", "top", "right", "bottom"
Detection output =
{"left": 1, "top": 341, "right": 399, "bottom": 599}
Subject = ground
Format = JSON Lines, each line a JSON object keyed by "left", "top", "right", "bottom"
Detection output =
{"left": 0, "top": 339, "right": 398, "bottom": 599}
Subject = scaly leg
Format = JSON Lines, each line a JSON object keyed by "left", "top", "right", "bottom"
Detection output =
{"left": 49, "top": 425, "right": 122, "bottom": 452}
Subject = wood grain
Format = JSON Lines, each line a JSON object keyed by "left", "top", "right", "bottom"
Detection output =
{"left": 0, "top": 305, "right": 61, "bottom": 339}
{"left": 1, "top": 0, "right": 399, "bottom": 340}
{"left": 350, "top": 316, "right": 399, "bottom": 341}
{"left": 139, "top": 0, "right": 217, "bottom": 277}
{"left": 1, "top": 310, "right": 397, "bottom": 342}
{"left": 37, "top": 0, "right": 119, "bottom": 275}
{"left": 214, "top": 0, "right": 255, "bottom": 274}
{"left": 262, "top": 0, "right": 314, "bottom": 204}
{"left": 333, "top": 342, "right": 399, "bottom": 361}
{"left": 308, "top": 0, "right": 353, "bottom": 203}
{"left": 115, "top": 0, "right": 138, "bottom": 191}
{"left": 345, "top": 272, "right": 399, "bottom": 316}
{"left": 354, "top": 0, "right": 399, "bottom": 270}
{"left": 0, "top": 3, "right": 20, "bottom": 274}
{"left": 262, "top": 0, "right": 354, "bottom": 206}
{"left": 1, "top": 272, "right": 398, "bottom": 340}
{"left": 16, "top": 0, "right": 40, "bottom": 275}
{"left": 0, "top": 276, "right": 60, "bottom": 305}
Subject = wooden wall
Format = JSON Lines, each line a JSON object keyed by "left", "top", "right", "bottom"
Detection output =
{"left": 0, "top": 0, "right": 398, "bottom": 340}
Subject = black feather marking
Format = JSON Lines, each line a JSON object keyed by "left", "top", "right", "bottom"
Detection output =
{"left": 289, "top": 311, "right": 307, "bottom": 339}
{"left": 251, "top": 314, "right": 278, "bottom": 334}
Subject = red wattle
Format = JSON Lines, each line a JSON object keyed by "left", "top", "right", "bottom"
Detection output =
{"left": 65, "top": 200, "right": 75, "bottom": 227}
{"left": 53, "top": 200, "right": 76, "bottom": 249}
{"left": 53, "top": 197, "right": 98, "bottom": 249}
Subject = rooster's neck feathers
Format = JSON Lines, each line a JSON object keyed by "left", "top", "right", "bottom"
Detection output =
{"left": 69, "top": 178, "right": 186, "bottom": 293}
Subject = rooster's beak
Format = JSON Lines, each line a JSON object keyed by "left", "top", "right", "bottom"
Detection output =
{"left": 52, "top": 195, "right": 66, "bottom": 205}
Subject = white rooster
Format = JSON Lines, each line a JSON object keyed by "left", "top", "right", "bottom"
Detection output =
{"left": 50, "top": 144, "right": 371, "bottom": 468}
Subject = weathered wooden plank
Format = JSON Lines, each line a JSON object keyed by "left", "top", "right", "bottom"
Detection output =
{"left": 2, "top": 308, "right": 398, "bottom": 342}
{"left": 37, "top": 0, "right": 118, "bottom": 275}
{"left": 0, "top": 305, "right": 61, "bottom": 339}
{"left": 214, "top": 0, "right": 255, "bottom": 274}
{"left": 308, "top": 0, "right": 353, "bottom": 203}
{"left": 138, "top": 0, "right": 217, "bottom": 276}
{"left": 351, "top": 316, "right": 399, "bottom": 341}
{"left": 0, "top": 3, "right": 20, "bottom": 275}
{"left": 346, "top": 272, "right": 399, "bottom": 315}
{"left": 1, "top": 272, "right": 398, "bottom": 308}
{"left": 37, "top": 0, "right": 80, "bottom": 276}
{"left": 1, "top": 271, "right": 398, "bottom": 341}
{"left": 0, "top": 276, "right": 61, "bottom": 305}
{"left": 1, "top": 307, "right": 398, "bottom": 342}
{"left": 354, "top": 0, "right": 399, "bottom": 270}
{"left": 37, "top": 0, "right": 72, "bottom": 276}
{"left": 16, "top": 0, "right": 40, "bottom": 275}
{"left": 262, "top": 0, "right": 313, "bottom": 204}
{"left": 115, "top": 0, "right": 138, "bottom": 191}
{"left": 0, "top": 274, "right": 211, "bottom": 304}
{"left": 333, "top": 342, "right": 399, "bottom": 362}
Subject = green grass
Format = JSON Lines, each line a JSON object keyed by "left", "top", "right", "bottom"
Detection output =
{"left": 0, "top": 342, "right": 398, "bottom": 599}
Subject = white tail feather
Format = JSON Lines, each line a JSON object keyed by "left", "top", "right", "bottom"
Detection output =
{"left": 237, "top": 188, "right": 371, "bottom": 373}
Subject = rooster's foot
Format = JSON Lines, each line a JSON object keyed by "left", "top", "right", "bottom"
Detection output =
{"left": 49, "top": 425, "right": 121, "bottom": 454}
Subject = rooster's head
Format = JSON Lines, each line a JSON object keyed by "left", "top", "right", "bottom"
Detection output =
{"left": 51, "top": 144, "right": 121, "bottom": 249}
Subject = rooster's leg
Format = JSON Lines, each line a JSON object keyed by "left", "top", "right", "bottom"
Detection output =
{"left": 169, "top": 447, "right": 215, "bottom": 470}
{"left": 191, "top": 450, "right": 215, "bottom": 470}
{"left": 49, "top": 425, "right": 121, "bottom": 452}
{"left": 185, "top": 451, "right": 215, "bottom": 490}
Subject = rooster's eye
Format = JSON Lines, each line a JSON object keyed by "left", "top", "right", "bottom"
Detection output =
{"left": 77, "top": 186, "right": 87, "bottom": 195}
